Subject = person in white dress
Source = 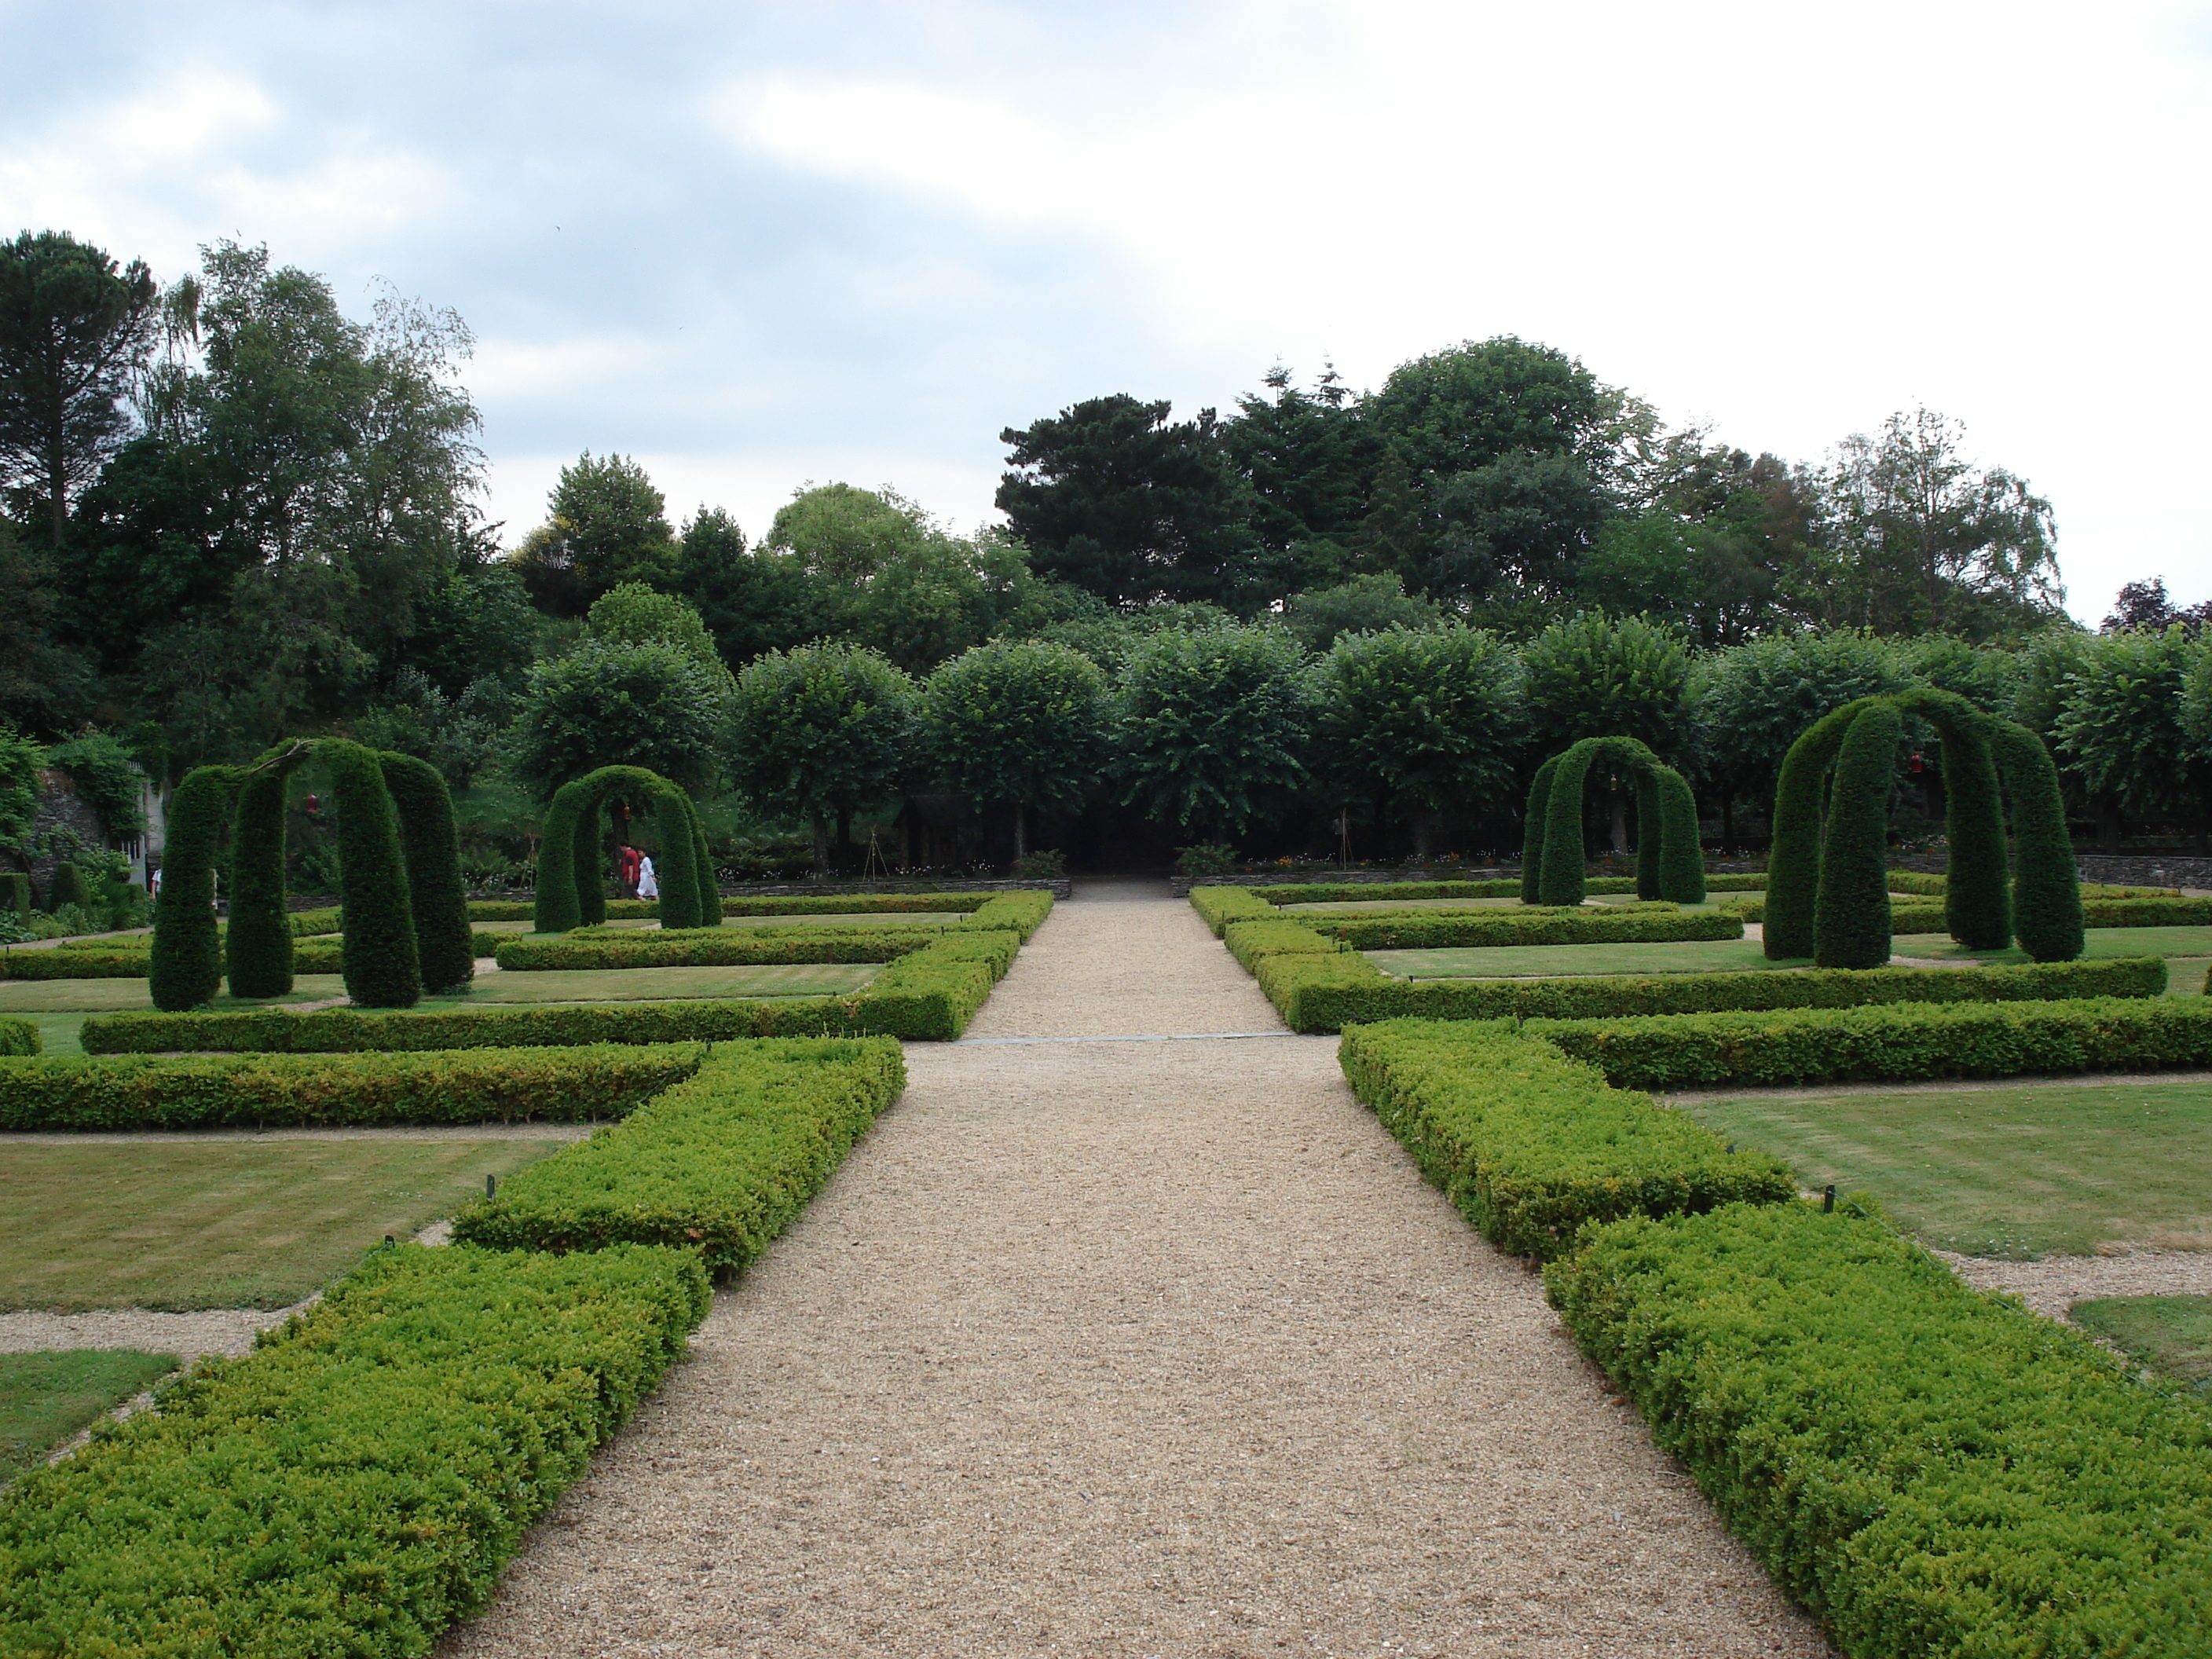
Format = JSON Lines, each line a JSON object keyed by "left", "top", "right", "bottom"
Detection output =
{"left": 637, "top": 854, "right": 658, "bottom": 899}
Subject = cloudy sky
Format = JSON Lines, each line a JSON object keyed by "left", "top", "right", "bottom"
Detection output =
{"left": 5, "top": 0, "right": 2208, "bottom": 621}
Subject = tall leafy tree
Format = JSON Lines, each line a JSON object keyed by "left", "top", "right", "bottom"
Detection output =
{"left": 1280, "top": 573, "right": 1441, "bottom": 654}
{"left": 1522, "top": 610, "right": 1694, "bottom": 851}
{"left": 672, "top": 504, "right": 826, "bottom": 665}
{"left": 1112, "top": 623, "right": 1310, "bottom": 838}
{"left": 0, "top": 230, "right": 158, "bottom": 546}
{"left": 506, "top": 638, "right": 727, "bottom": 797}
{"left": 920, "top": 639, "right": 1107, "bottom": 857}
{"left": 727, "top": 642, "right": 914, "bottom": 870}
{"left": 1691, "top": 630, "right": 1906, "bottom": 825}
{"left": 2051, "top": 627, "right": 2200, "bottom": 851}
{"left": 997, "top": 394, "right": 1260, "bottom": 607}
{"left": 1311, "top": 624, "right": 1524, "bottom": 859}
{"left": 1225, "top": 364, "right": 1379, "bottom": 590}
{"left": 512, "top": 452, "right": 676, "bottom": 613}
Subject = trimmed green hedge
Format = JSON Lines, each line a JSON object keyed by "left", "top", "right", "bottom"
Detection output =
{"left": 494, "top": 928, "right": 943, "bottom": 971}
{"left": 1546, "top": 1202, "right": 2212, "bottom": 1656}
{"left": 1254, "top": 952, "right": 2168, "bottom": 1035}
{"left": 1320, "top": 907, "right": 1743, "bottom": 950}
{"left": 379, "top": 751, "right": 477, "bottom": 994}
{"left": 1223, "top": 917, "right": 1341, "bottom": 973}
{"left": 716, "top": 892, "right": 993, "bottom": 917}
{"left": 225, "top": 749, "right": 309, "bottom": 1000}
{"left": 2, "top": 949, "right": 152, "bottom": 980}
{"left": 1192, "top": 884, "right": 1276, "bottom": 936}
{"left": 148, "top": 763, "right": 234, "bottom": 1012}
{"left": 0, "top": 1045, "right": 703, "bottom": 1131}
{"left": 322, "top": 739, "right": 420, "bottom": 1009}
{"left": 467, "top": 899, "right": 654, "bottom": 923}
{"left": 1337, "top": 1020, "right": 1794, "bottom": 1259}
{"left": 1533, "top": 995, "right": 2212, "bottom": 1090}
{"left": 0, "top": 1016, "right": 35, "bottom": 1057}
{"left": 0, "top": 1242, "right": 710, "bottom": 1656}
{"left": 452, "top": 1037, "right": 905, "bottom": 1271}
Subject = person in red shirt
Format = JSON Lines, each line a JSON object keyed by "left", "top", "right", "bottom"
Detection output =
{"left": 617, "top": 842, "right": 643, "bottom": 898}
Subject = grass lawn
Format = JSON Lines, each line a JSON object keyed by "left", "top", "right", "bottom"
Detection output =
{"left": 0, "top": 1137, "right": 572, "bottom": 1311}
{"left": 1674, "top": 1076, "right": 2212, "bottom": 1258}
{"left": 430, "top": 963, "right": 879, "bottom": 1004}
{"left": 2071, "top": 1296, "right": 2212, "bottom": 1389}
{"left": 1366, "top": 938, "right": 1802, "bottom": 980}
{"left": 1892, "top": 926, "right": 2212, "bottom": 965}
{"left": 0, "top": 1350, "right": 177, "bottom": 1479}
{"left": 0, "top": 975, "right": 350, "bottom": 1057}
{"left": 598, "top": 912, "right": 967, "bottom": 930}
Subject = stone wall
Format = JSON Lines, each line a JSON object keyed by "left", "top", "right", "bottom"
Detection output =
{"left": 20, "top": 771, "right": 108, "bottom": 906}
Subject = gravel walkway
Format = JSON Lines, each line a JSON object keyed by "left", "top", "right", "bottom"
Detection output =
{"left": 441, "top": 880, "right": 1829, "bottom": 1658}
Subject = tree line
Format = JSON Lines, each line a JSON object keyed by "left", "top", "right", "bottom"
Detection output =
{"left": 0, "top": 227, "right": 2203, "bottom": 875}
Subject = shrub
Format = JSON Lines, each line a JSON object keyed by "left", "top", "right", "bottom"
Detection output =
{"left": 2078, "top": 895, "right": 2212, "bottom": 927}
{"left": 1545, "top": 1202, "right": 2212, "bottom": 1657}
{"left": 0, "top": 1017, "right": 34, "bottom": 1056}
{"left": 0, "top": 873, "right": 28, "bottom": 916}
{"left": 379, "top": 752, "right": 477, "bottom": 994}
{"left": 1191, "top": 884, "right": 1274, "bottom": 936}
{"left": 0, "top": 1243, "right": 709, "bottom": 1657}
{"left": 1813, "top": 699, "right": 1900, "bottom": 969}
{"left": 322, "top": 739, "right": 421, "bottom": 1009}
{"left": 1887, "top": 871, "right": 1946, "bottom": 895}
{"left": 0, "top": 1046, "right": 704, "bottom": 1131}
{"left": 1530, "top": 995, "right": 2212, "bottom": 1090}
{"left": 452, "top": 1037, "right": 905, "bottom": 1271}
{"left": 46, "top": 863, "right": 89, "bottom": 910}
{"left": 494, "top": 928, "right": 944, "bottom": 971}
{"left": 2, "top": 950, "right": 156, "bottom": 981}
{"left": 1993, "top": 719, "right": 2086, "bottom": 962}
{"left": 712, "top": 893, "right": 992, "bottom": 918}
{"left": 1765, "top": 698, "right": 1877, "bottom": 959}
{"left": 1174, "top": 843, "right": 1239, "bottom": 877}
{"left": 1337, "top": 1020, "right": 1793, "bottom": 1259}
{"left": 148, "top": 764, "right": 234, "bottom": 1011}
{"left": 1318, "top": 907, "right": 1742, "bottom": 950}
{"left": 1222, "top": 917, "right": 1339, "bottom": 973}
{"left": 225, "top": 751, "right": 309, "bottom": 1000}
{"left": 1009, "top": 848, "right": 1065, "bottom": 878}
{"left": 1255, "top": 953, "right": 2167, "bottom": 1035}
{"left": 966, "top": 889, "right": 1053, "bottom": 939}
{"left": 1935, "top": 714, "right": 2012, "bottom": 950}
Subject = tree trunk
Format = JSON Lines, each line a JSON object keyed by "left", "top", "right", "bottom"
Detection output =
{"left": 811, "top": 813, "right": 830, "bottom": 873}
{"left": 1609, "top": 786, "right": 1631, "bottom": 856}
{"left": 1012, "top": 803, "right": 1027, "bottom": 860}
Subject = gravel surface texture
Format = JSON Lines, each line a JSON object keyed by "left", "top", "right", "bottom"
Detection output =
{"left": 1935, "top": 1248, "right": 2212, "bottom": 1322}
{"left": 441, "top": 880, "right": 1830, "bottom": 1659}
{"left": 0, "top": 1305, "right": 295, "bottom": 1359}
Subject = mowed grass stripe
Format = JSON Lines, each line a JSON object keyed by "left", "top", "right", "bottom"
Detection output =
{"left": 1673, "top": 1075, "right": 2212, "bottom": 1259}
{"left": 1368, "top": 939, "right": 1797, "bottom": 980}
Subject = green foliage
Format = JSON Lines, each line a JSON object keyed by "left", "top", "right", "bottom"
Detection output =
{"left": 1174, "top": 842, "right": 1239, "bottom": 878}
{"left": 1522, "top": 611, "right": 1693, "bottom": 758}
{"left": 1992, "top": 719, "right": 2086, "bottom": 962}
{"left": 0, "top": 1016, "right": 35, "bottom": 1055}
{"left": 1652, "top": 765, "right": 1706, "bottom": 903}
{"left": 376, "top": 751, "right": 475, "bottom": 993}
{"left": 1311, "top": 624, "right": 1524, "bottom": 855}
{"left": 1221, "top": 917, "right": 1341, "bottom": 973}
{"left": 584, "top": 582, "right": 728, "bottom": 676}
{"left": 512, "top": 450, "right": 678, "bottom": 610}
{"left": 1115, "top": 624, "right": 1309, "bottom": 836}
{"left": 0, "top": 723, "right": 43, "bottom": 850}
{"left": 0, "top": 873, "right": 27, "bottom": 917}
{"left": 2052, "top": 625, "right": 2196, "bottom": 822}
{"left": 920, "top": 639, "right": 1107, "bottom": 847}
{"left": 507, "top": 635, "right": 728, "bottom": 798}
{"left": 0, "top": 1242, "right": 710, "bottom": 1655}
{"left": 148, "top": 764, "right": 233, "bottom": 1011}
{"left": 1533, "top": 996, "right": 2212, "bottom": 1090}
{"left": 494, "top": 928, "right": 947, "bottom": 971}
{"left": 1252, "top": 952, "right": 2165, "bottom": 1035}
{"left": 0, "top": 1045, "right": 702, "bottom": 1130}
{"left": 1930, "top": 708, "right": 2011, "bottom": 949}
{"left": 1520, "top": 755, "right": 1558, "bottom": 903}
{"left": 531, "top": 765, "right": 701, "bottom": 935}
{"left": 1317, "top": 906, "right": 1741, "bottom": 950}
{"left": 320, "top": 739, "right": 419, "bottom": 1009}
{"left": 1691, "top": 631, "right": 1903, "bottom": 805}
{"left": 1280, "top": 573, "right": 1440, "bottom": 653}
{"left": 728, "top": 642, "right": 914, "bottom": 869}
{"left": 1189, "top": 884, "right": 1274, "bottom": 936}
{"left": 225, "top": 745, "right": 309, "bottom": 999}
{"left": 1760, "top": 698, "right": 1875, "bottom": 960}
{"left": 1338, "top": 1020, "right": 1794, "bottom": 1259}
{"left": 42, "top": 731, "right": 145, "bottom": 840}
{"left": 1545, "top": 1203, "right": 2212, "bottom": 1656}
{"left": 1535, "top": 737, "right": 1699, "bottom": 905}
{"left": 45, "top": 863, "right": 87, "bottom": 910}
{"left": 689, "top": 804, "right": 720, "bottom": 927}
{"left": 1814, "top": 701, "right": 1901, "bottom": 969}
{"left": 452, "top": 1038, "right": 904, "bottom": 1270}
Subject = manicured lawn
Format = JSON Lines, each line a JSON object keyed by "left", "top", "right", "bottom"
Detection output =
{"left": 0, "top": 1350, "right": 178, "bottom": 1479}
{"left": 0, "top": 976, "right": 350, "bottom": 1057}
{"left": 1892, "top": 926, "right": 2212, "bottom": 965}
{"left": 1366, "top": 938, "right": 1801, "bottom": 979}
{"left": 2071, "top": 1295, "right": 2212, "bottom": 1389}
{"left": 427, "top": 963, "right": 879, "bottom": 1004}
{"left": 598, "top": 912, "right": 966, "bottom": 930}
{"left": 0, "top": 1137, "right": 573, "bottom": 1311}
{"left": 1674, "top": 1076, "right": 2212, "bottom": 1258}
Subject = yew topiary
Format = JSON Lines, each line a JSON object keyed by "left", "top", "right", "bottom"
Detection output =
{"left": 1991, "top": 720, "right": 2085, "bottom": 961}
{"left": 322, "top": 740, "right": 419, "bottom": 1008}
{"left": 378, "top": 753, "right": 475, "bottom": 993}
{"left": 1763, "top": 698, "right": 1881, "bottom": 961}
{"left": 1520, "top": 756, "right": 1559, "bottom": 904}
{"left": 225, "top": 745, "right": 309, "bottom": 999}
{"left": 1530, "top": 736, "right": 1703, "bottom": 907}
{"left": 1813, "top": 701, "right": 1901, "bottom": 969}
{"left": 148, "top": 766, "right": 235, "bottom": 1011}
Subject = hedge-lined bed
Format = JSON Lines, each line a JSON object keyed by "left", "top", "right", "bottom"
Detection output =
{"left": 7, "top": 932, "right": 504, "bottom": 982}
{"left": 78, "top": 929, "right": 1024, "bottom": 1050}
{"left": 0, "top": 1044, "right": 703, "bottom": 1131}
{"left": 1338, "top": 1020, "right": 1793, "bottom": 1258}
{"left": 1547, "top": 1202, "right": 2212, "bottom": 1657}
{"left": 494, "top": 928, "right": 945, "bottom": 971}
{"left": 1531, "top": 995, "right": 2212, "bottom": 1090}
{"left": 453, "top": 1036, "right": 904, "bottom": 1271}
{"left": 1316, "top": 907, "right": 1745, "bottom": 950}
{"left": 0, "top": 1242, "right": 710, "bottom": 1656}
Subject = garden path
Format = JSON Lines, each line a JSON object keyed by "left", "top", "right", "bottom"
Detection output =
{"left": 442, "top": 879, "right": 1830, "bottom": 1659}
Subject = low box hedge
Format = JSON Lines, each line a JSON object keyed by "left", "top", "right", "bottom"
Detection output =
{"left": 0, "top": 1241, "right": 710, "bottom": 1656}
{"left": 1338, "top": 1020, "right": 1794, "bottom": 1258}
{"left": 1531, "top": 994, "right": 2212, "bottom": 1090}
{"left": 78, "top": 931, "right": 1024, "bottom": 1052}
{"left": 1222, "top": 917, "right": 1341, "bottom": 973}
{"left": 451, "top": 1035, "right": 904, "bottom": 1272}
{"left": 1, "top": 948, "right": 150, "bottom": 981}
{"left": 1320, "top": 906, "right": 1745, "bottom": 950}
{"left": 1192, "top": 884, "right": 1275, "bottom": 936}
{"left": 0, "top": 1016, "right": 35, "bottom": 1057}
{"left": 1256, "top": 952, "right": 2169, "bottom": 1035}
{"left": 1546, "top": 1201, "right": 2212, "bottom": 1656}
{"left": 493, "top": 928, "right": 943, "bottom": 971}
{"left": 0, "top": 1044, "right": 705, "bottom": 1131}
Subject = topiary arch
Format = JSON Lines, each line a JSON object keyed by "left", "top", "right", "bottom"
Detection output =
{"left": 1765, "top": 687, "right": 2082, "bottom": 968}
{"left": 532, "top": 766, "right": 716, "bottom": 936}
{"left": 155, "top": 738, "right": 474, "bottom": 1011}
{"left": 1521, "top": 737, "right": 1705, "bottom": 907}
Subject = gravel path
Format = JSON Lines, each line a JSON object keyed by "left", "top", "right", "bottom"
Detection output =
{"left": 1934, "top": 1250, "right": 2212, "bottom": 1322}
{"left": 0, "top": 1306, "right": 297, "bottom": 1360}
{"left": 441, "top": 880, "right": 1829, "bottom": 1658}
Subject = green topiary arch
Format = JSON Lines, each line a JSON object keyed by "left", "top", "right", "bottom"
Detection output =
{"left": 1765, "top": 687, "right": 2082, "bottom": 968}
{"left": 1521, "top": 737, "right": 1705, "bottom": 908}
{"left": 152, "top": 739, "right": 474, "bottom": 1012}
{"left": 531, "top": 767, "right": 718, "bottom": 936}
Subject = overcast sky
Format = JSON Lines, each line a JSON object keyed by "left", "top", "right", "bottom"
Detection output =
{"left": 5, "top": 0, "right": 2208, "bottom": 621}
